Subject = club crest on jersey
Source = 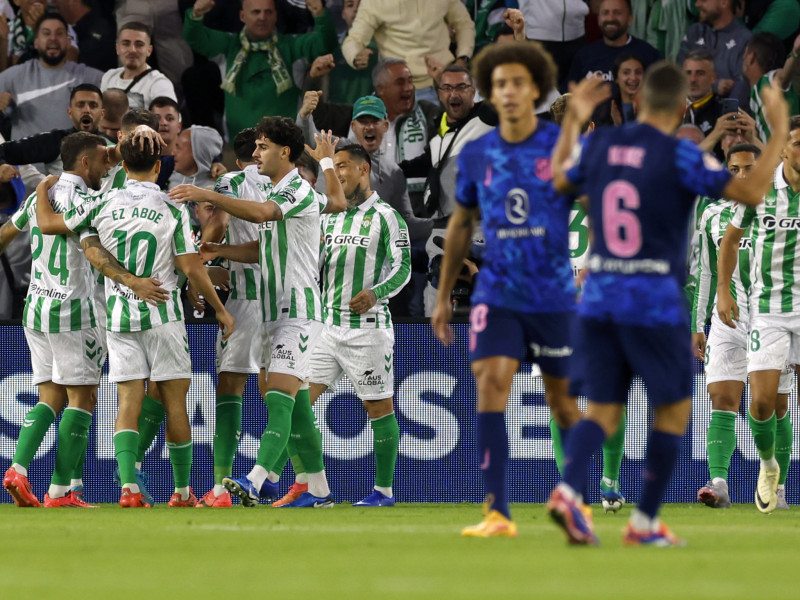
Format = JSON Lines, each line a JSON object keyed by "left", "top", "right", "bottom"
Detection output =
{"left": 505, "top": 188, "right": 529, "bottom": 224}
{"left": 534, "top": 158, "right": 552, "bottom": 181}
{"left": 361, "top": 217, "right": 372, "bottom": 229}
{"left": 357, "top": 368, "right": 385, "bottom": 387}
{"left": 765, "top": 195, "right": 777, "bottom": 207}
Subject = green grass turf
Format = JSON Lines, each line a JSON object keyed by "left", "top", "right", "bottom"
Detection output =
{"left": 0, "top": 502, "right": 797, "bottom": 599}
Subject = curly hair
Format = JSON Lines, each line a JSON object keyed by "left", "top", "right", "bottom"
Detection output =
{"left": 256, "top": 116, "right": 305, "bottom": 163}
{"left": 472, "top": 41, "right": 557, "bottom": 104}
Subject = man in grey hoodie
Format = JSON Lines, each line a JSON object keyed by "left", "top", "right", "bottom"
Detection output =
{"left": 167, "top": 125, "right": 223, "bottom": 190}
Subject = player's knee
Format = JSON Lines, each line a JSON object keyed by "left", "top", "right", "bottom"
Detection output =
{"left": 363, "top": 398, "right": 393, "bottom": 419}
{"left": 709, "top": 392, "right": 740, "bottom": 413}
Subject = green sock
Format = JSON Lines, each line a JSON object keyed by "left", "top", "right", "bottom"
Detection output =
{"left": 549, "top": 415, "right": 565, "bottom": 476}
{"left": 707, "top": 410, "right": 737, "bottom": 480}
{"left": 136, "top": 395, "right": 165, "bottom": 462}
{"left": 12, "top": 403, "right": 57, "bottom": 469}
{"left": 776, "top": 414, "right": 793, "bottom": 485}
{"left": 167, "top": 440, "right": 193, "bottom": 489}
{"left": 272, "top": 443, "right": 306, "bottom": 478}
{"left": 213, "top": 394, "right": 242, "bottom": 484}
{"left": 290, "top": 388, "right": 324, "bottom": 474}
{"left": 70, "top": 418, "right": 90, "bottom": 484}
{"left": 51, "top": 408, "right": 91, "bottom": 486}
{"left": 748, "top": 410, "right": 777, "bottom": 461}
{"left": 255, "top": 390, "right": 295, "bottom": 470}
{"left": 272, "top": 447, "right": 291, "bottom": 476}
{"left": 371, "top": 413, "right": 400, "bottom": 488}
{"left": 114, "top": 430, "right": 139, "bottom": 486}
{"left": 602, "top": 408, "right": 626, "bottom": 483}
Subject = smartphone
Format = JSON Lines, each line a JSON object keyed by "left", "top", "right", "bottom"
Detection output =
{"left": 721, "top": 98, "right": 739, "bottom": 117}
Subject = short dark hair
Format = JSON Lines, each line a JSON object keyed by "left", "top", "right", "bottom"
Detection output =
{"left": 233, "top": 127, "right": 257, "bottom": 162}
{"left": 120, "top": 135, "right": 160, "bottom": 172}
{"left": 336, "top": 143, "right": 371, "bottom": 165}
{"left": 790, "top": 115, "right": 800, "bottom": 133}
{"left": 121, "top": 109, "right": 159, "bottom": 133}
{"left": 600, "top": 0, "right": 632, "bottom": 12}
{"left": 148, "top": 96, "right": 179, "bottom": 112}
{"left": 439, "top": 65, "right": 472, "bottom": 83}
{"left": 34, "top": 11, "right": 68, "bottom": 37}
{"left": 60, "top": 132, "right": 107, "bottom": 171}
{"left": 640, "top": 61, "right": 688, "bottom": 114}
{"left": 472, "top": 41, "right": 556, "bottom": 104}
{"left": 255, "top": 116, "right": 304, "bottom": 163}
{"left": 727, "top": 143, "right": 762, "bottom": 162}
{"left": 611, "top": 52, "right": 643, "bottom": 81}
{"left": 683, "top": 49, "right": 715, "bottom": 65}
{"left": 118, "top": 21, "right": 152, "bottom": 40}
{"left": 70, "top": 83, "right": 103, "bottom": 103}
{"left": 295, "top": 151, "right": 319, "bottom": 178}
{"left": 746, "top": 32, "right": 785, "bottom": 73}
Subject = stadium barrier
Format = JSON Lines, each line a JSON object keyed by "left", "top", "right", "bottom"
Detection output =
{"left": 0, "top": 322, "right": 797, "bottom": 505}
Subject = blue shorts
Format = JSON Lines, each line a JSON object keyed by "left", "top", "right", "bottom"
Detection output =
{"left": 572, "top": 317, "right": 692, "bottom": 406}
{"left": 469, "top": 303, "right": 572, "bottom": 378}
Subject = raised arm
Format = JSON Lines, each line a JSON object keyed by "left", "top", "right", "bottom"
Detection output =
{"left": 305, "top": 129, "right": 346, "bottom": 213}
{"left": 169, "top": 185, "right": 283, "bottom": 223}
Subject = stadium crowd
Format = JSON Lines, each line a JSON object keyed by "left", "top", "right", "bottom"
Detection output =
{"left": 1, "top": 0, "right": 800, "bottom": 546}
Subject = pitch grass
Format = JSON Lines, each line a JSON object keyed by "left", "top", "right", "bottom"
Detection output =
{"left": 1, "top": 503, "right": 797, "bottom": 599}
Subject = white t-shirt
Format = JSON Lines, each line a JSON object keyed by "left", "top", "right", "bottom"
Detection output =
{"left": 100, "top": 66, "right": 177, "bottom": 110}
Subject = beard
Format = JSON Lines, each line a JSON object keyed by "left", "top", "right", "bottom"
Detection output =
{"left": 40, "top": 49, "right": 66, "bottom": 66}
{"left": 600, "top": 22, "right": 626, "bottom": 42}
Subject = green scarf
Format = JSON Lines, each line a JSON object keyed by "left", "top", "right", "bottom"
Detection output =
{"left": 221, "top": 28, "right": 293, "bottom": 96}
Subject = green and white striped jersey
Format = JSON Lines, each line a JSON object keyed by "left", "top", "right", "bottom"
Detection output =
{"left": 259, "top": 169, "right": 322, "bottom": 322}
{"left": 11, "top": 173, "right": 97, "bottom": 332}
{"left": 750, "top": 70, "right": 800, "bottom": 144}
{"left": 731, "top": 164, "right": 800, "bottom": 315}
{"left": 320, "top": 192, "right": 411, "bottom": 328}
{"left": 215, "top": 164, "right": 267, "bottom": 301}
{"left": 63, "top": 179, "right": 196, "bottom": 332}
{"left": 691, "top": 199, "right": 753, "bottom": 333}
{"left": 685, "top": 195, "right": 716, "bottom": 300}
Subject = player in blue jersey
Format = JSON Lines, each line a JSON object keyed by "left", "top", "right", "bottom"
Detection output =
{"left": 432, "top": 42, "right": 582, "bottom": 537}
{"left": 547, "top": 62, "right": 789, "bottom": 546}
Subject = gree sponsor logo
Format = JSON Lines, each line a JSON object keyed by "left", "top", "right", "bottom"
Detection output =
{"left": 760, "top": 215, "right": 800, "bottom": 230}
{"left": 325, "top": 233, "right": 371, "bottom": 247}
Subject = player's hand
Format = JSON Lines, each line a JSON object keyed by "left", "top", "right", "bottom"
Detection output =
{"left": 186, "top": 281, "right": 206, "bottom": 312}
{"left": 352, "top": 48, "right": 373, "bottom": 70}
{"left": 306, "top": 0, "right": 324, "bottom": 16}
{"left": 210, "top": 161, "right": 227, "bottom": 179}
{"left": 716, "top": 289, "right": 739, "bottom": 329}
{"left": 299, "top": 90, "right": 323, "bottom": 119}
{"left": 192, "top": 0, "right": 215, "bottom": 18}
{"left": 567, "top": 76, "right": 611, "bottom": 125}
{"left": 206, "top": 264, "right": 230, "bottom": 290}
{"left": 762, "top": 79, "right": 790, "bottom": 141}
{"left": 309, "top": 54, "right": 335, "bottom": 79}
{"left": 349, "top": 289, "right": 377, "bottom": 314}
{"left": 716, "top": 78, "right": 735, "bottom": 97}
{"left": 21, "top": 1, "right": 45, "bottom": 28}
{"left": 425, "top": 55, "right": 445, "bottom": 83}
{"left": 0, "top": 16, "right": 10, "bottom": 41}
{"left": 198, "top": 241, "right": 221, "bottom": 262}
{"left": 610, "top": 99, "right": 622, "bottom": 126}
{"left": 733, "top": 109, "right": 758, "bottom": 142}
{"left": 131, "top": 125, "right": 166, "bottom": 153}
{"left": 691, "top": 332, "right": 707, "bottom": 362}
{"left": 37, "top": 174, "right": 58, "bottom": 196}
{"left": 169, "top": 184, "right": 210, "bottom": 204}
{"left": 0, "top": 91, "right": 14, "bottom": 111}
{"left": 129, "top": 277, "right": 169, "bottom": 306}
{"left": 432, "top": 300, "right": 454, "bottom": 346}
{"left": 0, "top": 164, "right": 19, "bottom": 182}
{"left": 503, "top": 8, "right": 526, "bottom": 40}
{"left": 216, "top": 307, "right": 235, "bottom": 341}
{"left": 305, "top": 130, "right": 339, "bottom": 162}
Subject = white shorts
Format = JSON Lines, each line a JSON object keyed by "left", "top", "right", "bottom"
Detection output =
{"left": 107, "top": 320, "right": 192, "bottom": 383}
{"left": 260, "top": 318, "right": 322, "bottom": 380}
{"left": 310, "top": 324, "right": 395, "bottom": 400}
{"left": 25, "top": 327, "right": 105, "bottom": 386}
{"left": 748, "top": 313, "right": 800, "bottom": 374}
{"left": 216, "top": 299, "right": 265, "bottom": 374}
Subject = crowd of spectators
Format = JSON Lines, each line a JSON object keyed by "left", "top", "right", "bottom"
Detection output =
{"left": 0, "top": 0, "right": 798, "bottom": 320}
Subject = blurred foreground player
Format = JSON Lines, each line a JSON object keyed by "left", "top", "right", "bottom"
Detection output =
{"left": 432, "top": 42, "right": 582, "bottom": 537}
{"left": 548, "top": 62, "right": 788, "bottom": 546}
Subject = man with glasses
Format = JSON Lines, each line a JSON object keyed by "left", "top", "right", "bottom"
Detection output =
{"left": 0, "top": 13, "right": 102, "bottom": 142}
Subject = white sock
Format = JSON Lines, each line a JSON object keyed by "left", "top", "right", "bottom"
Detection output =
{"left": 70, "top": 478, "right": 83, "bottom": 489}
{"left": 601, "top": 477, "right": 617, "bottom": 489}
{"left": 629, "top": 509, "right": 653, "bottom": 532}
{"left": 307, "top": 470, "right": 331, "bottom": 498}
{"left": 11, "top": 463, "right": 27, "bottom": 477}
{"left": 778, "top": 483, "right": 786, "bottom": 491}
{"left": 762, "top": 457, "right": 779, "bottom": 471}
{"left": 122, "top": 483, "right": 140, "bottom": 494}
{"left": 267, "top": 471, "right": 280, "bottom": 483}
{"left": 135, "top": 461, "right": 142, "bottom": 470}
{"left": 295, "top": 472, "right": 308, "bottom": 484}
{"left": 375, "top": 485, "right": 393, "bottom": 498}
{"left": 213, "top": 484, "right": 227, "bottom": 496}
{"left": 174, "top": 486, "right": 190, "bottom": 500}
{"left": 47, "top": 484, "right": 70, "bottom": 499}
{"left": 247, "top": 465, "right": 268, "bottom": 490}
{"left": 711, "top": 477, "right": 727, "bottom": 487}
